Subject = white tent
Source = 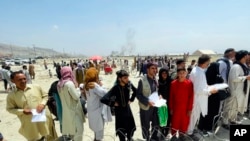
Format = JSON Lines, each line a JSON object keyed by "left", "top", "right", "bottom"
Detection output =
{"left": 192, "top": 49, "right": 216, "bottom": 56}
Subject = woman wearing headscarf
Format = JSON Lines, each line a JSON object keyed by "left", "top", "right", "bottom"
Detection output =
{"left": 74, "top": 63, "right": 85, "bottom": 87}
{"left": 48, "top": 63, "right": 63, "bottom": 132}
{"left": 57, "top": 66, "right": 85, "bottom": 141}
{"left": 197, "top": 62, "right": 223, "bottom": 135}
{"left": 106, "top": 70, "right": 137, "bottom": 141}
{"left": 223, "top": 50, "right": 250, "bottom": 127}
{"left": 158, "top": 68, "right": 172, "bottom": 136}
{"left": 84, "top": 67, "right": 108, "bottom": 141}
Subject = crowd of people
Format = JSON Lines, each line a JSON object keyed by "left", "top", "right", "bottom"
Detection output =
{"left": 0, "top": 63, "right": 33, "bottom": 92}
{"left": 2, "top": 48, "right": 250, "bottom": 141}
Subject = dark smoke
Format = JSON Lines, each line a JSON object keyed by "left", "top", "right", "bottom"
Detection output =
{"left": 120, "top": 28, "right": 136, "bottom": 56}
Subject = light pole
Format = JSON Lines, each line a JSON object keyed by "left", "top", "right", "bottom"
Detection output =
{"left": 10, "top": 44, "right": 13, "bottom": 57}
{"left": 63, "top": 48, "right": 65, "bottom": 57}
{"left": 51, "top": 48, "right": 54, "bottom": 58}
{"left": 33, "top": 44, "right": 36, "bottom": 58}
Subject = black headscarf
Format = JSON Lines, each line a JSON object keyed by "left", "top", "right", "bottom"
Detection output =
{"left": 206, "top": 62, "right": 224, "bottom": 85}
{"left": 158, "top": 68, "right": 170, "bottom": 83}
{"left": 234, "top": 50, "right": 249, "bottom": 95}
{"left": 158, "top": 68, "right": 172, "bottom": 100}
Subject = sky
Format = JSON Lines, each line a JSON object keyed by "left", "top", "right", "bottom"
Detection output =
{"left": 0, "top": 0, "right": 250, "bottom": 56}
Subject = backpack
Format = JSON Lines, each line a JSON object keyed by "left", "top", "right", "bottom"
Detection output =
{"left": 216, "top": 58, "right": 230, "bottom": 82}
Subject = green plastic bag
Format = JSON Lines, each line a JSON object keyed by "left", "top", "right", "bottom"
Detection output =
{"left": 158, "top": 105, "right": 168, "bottom": 127}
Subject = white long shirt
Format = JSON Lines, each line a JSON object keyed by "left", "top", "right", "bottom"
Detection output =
{"left": 228, "top": 64, "right": 250, "bottom": 114}
{"left": 189, "top": 66, "right": 210, "bottom": 116}
{"left": 86, "top": 83, "right": 111, "bottom": 131}
{"left": 0, "top": 68, "right": 4, "bottom": 79}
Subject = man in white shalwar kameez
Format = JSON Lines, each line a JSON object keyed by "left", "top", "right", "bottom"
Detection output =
{"left": 187, "top": 54, "right": 218, "bottom": 135}
{"left": 57, "top": 67, "right": 85, "bottom": 141}
{"left": 223, "top": 50, "right": 250, "bottom": 126}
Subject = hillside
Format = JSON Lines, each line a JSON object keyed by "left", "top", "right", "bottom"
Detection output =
{"left": 0, "top": 43, "right": 64, "bottom": 58}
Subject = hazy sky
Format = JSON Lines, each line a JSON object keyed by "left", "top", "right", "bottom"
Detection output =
{"left": 0, "top": 0, "right": 250, "bottom": 56}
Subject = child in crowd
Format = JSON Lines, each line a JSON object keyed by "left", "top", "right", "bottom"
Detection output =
{"left": 169, "top": 68, "right": 194, "bottom": 135}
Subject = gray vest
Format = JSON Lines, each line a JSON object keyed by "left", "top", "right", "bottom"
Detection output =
{"left": 138, "top": 76, "right": 152, "bottom": 110}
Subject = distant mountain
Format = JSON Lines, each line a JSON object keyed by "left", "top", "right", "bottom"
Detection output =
{"left": 0, "top": 43, "right": 65, "bottom": 58}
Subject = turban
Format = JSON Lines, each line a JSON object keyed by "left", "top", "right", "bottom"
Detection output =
{"left": 57, "top": 66, "right": 75, "bottom": 88}
{"left": 84, "top": 67, "right": 98, "bottom": 83}
{"left": 77, "top": 63, "right": 83, "bottom": 70}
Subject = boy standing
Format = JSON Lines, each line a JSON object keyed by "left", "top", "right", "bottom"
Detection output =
{"left": 169, "top": 68, "right": 194, "bottom": 134}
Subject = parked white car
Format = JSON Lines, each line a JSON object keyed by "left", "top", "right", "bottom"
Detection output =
{"left": 5, "top": 60, "right": 15, "bottom": 66}
{"left": 21, "top": 59, "right": 30, "bottom": 63}
{"left": 13, "top": 58, "right": 24, "bottom": 65}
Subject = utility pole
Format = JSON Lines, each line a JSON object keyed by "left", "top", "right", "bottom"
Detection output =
{"left": 33, "top": 44, "right": 36, "bottom": 58}
{"left": 63, "top": 48, "right": 65, "bottom": 57}
{"left": 52, "top": 48, "right": 54, "bottom": 58}
{"left": 10, "top": 44, "right": 13, "bottom": 57}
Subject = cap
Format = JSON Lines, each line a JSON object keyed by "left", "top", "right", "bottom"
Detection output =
{"left": 116, "top": 70, "right": 129, "bottom": 78}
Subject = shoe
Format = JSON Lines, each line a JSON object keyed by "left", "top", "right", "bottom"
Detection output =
{"left": 37, "top": 136, "right": 45, "bottom": 141}
{"left": 169, "top": 136, "right": 178, "bottom": 141}
{"left": 166, "top": 134, "right": 172, "bottom": 140}
{"left": 193, "top": 129, "right": 199, "bottom": 134}
{"left": 188, "top": 134, "right": 200, "bottom": 141}
{"left": 230, "top": 121, "right": 237, "bottom": 124}
{"left": 202, "top": 130, "right": 209, "bottom": 137}
{"left": 179, "top": 135, "right": 191, "bottom": 141}
{"left": 62, "top": 135, "right": 72, "bottom": 141}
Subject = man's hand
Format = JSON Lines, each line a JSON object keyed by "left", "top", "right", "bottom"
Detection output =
{"left": 23, "top": 109, "right": 32, "bottom": 115}
{"left": 159, "top": 95, "right": 163, "bottom": 99}
{"left": 148, "top": 101, "right": 155, "bottom": 107}
{"left": 246, "top": 75, "right": 250, "bottom": 80}
{"left": 210, "top": 88, "right": 218, "bottom": 94}
{"left": 114, "top": 102, "right": 119, "bottom": 107}
{"left": 36, "top": 104, "right": 45, "bottom": 113}
{"left": 98, "top": 80, "right": 103, "bottom": 86}
{"left": 74, "top": 82, "right": 78, "bottom": 88}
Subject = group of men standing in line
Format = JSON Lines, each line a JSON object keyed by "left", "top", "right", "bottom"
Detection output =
{"left": 3, "top": 48, "right": 250, "bottom": 141}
